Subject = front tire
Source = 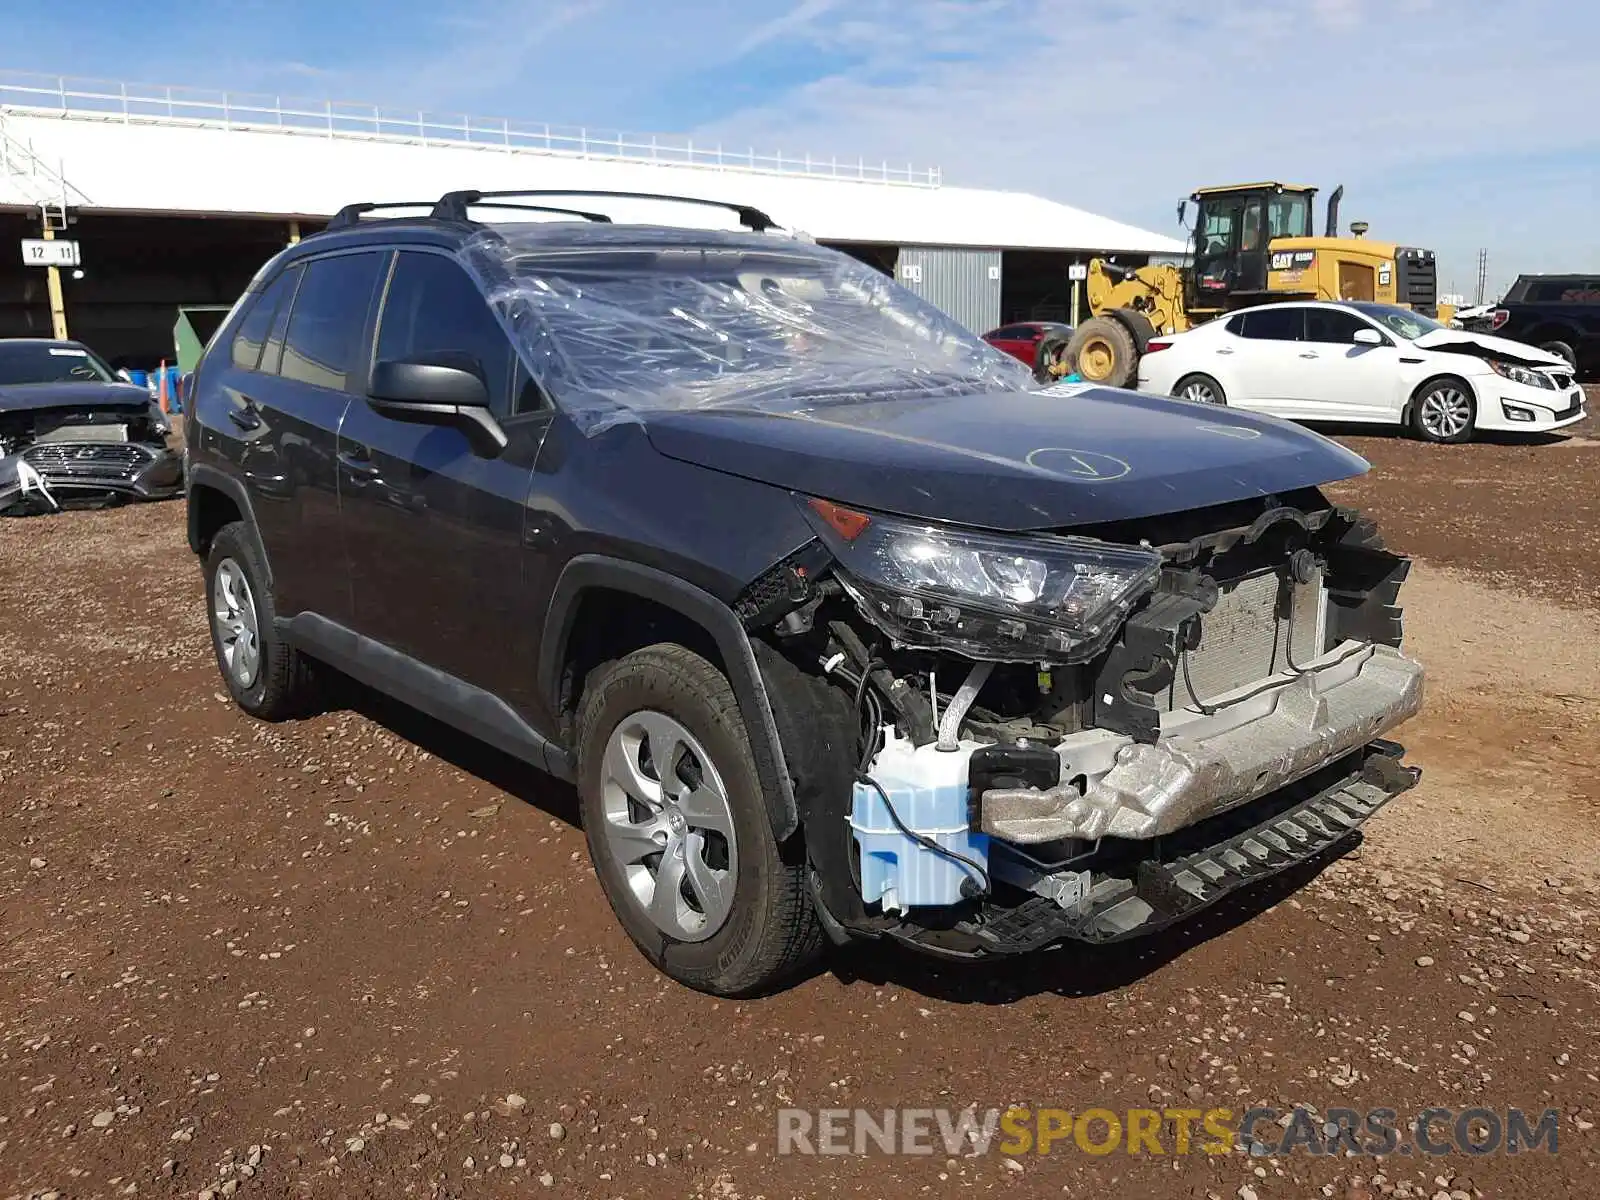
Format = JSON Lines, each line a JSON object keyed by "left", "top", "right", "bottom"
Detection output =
{"left": 1173, "top": 372, "right": 1227, "bottom": 405}
{"left": 204, "top": 521, "right": 318, "bottom": 719}
{"left": 1410, "top": 377, "right": 1476, "bottom": 443}
{"left": 576, "top": 644, "right": 823, "bottom": 996}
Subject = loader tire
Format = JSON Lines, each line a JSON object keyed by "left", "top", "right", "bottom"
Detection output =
{"left": 1065, "top": 316, "right": 1139, "bottom": 388}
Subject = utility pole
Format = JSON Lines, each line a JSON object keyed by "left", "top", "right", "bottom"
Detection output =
{"left": 1475, "top": 249, "right": 1488, "bottom": 307}
{"left": 41, "top": 214, "right": 68, "bottom": 340}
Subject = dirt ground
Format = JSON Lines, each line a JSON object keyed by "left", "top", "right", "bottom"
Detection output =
{"left": 2, "top": 403, "right": 1598, "bottom": 1200}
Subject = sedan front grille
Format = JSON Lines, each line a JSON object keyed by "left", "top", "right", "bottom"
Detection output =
{"left": 1160, "top": 568, "right": 1326, "bottom": 711}
{"left": 22, "top": 441, "right": 155, "bottom": 483}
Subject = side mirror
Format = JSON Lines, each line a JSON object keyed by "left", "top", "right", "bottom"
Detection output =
{"left": 368, "top": 358, "right": 508, "bottom": 457}
{"left": 115, "top": 368, "right": 133, "bottom": 382}
{"left": 1352, "top": 328, "right": 1384, "bottom": 346}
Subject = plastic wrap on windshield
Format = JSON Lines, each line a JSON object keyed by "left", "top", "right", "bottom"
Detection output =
{"left": 456, "top": 224, "right": 1033, "bottom": 435}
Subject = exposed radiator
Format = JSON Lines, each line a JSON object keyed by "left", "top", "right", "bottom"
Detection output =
{"left": 1163, "top": 568, "right": 1326, "bottom": 711}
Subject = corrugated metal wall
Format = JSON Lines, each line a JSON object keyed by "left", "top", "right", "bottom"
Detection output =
{"left": 896, "top": 246, "right": 1002, "bottom": 334}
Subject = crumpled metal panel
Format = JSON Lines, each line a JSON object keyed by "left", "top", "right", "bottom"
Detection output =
{"left": 982, "top": 644, "right": 1423, "bottom": 842}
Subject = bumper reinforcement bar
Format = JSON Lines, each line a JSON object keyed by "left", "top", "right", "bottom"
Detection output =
{"left": 968, "top": 741, "right": 1419, "bottom": 954}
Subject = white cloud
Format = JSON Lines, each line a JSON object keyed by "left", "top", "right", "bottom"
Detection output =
{"left": 694, "top": 0, "right": 1598, "bottom": 297}
{"left": 738, "top": 0, "right": 846, "bottom": 53}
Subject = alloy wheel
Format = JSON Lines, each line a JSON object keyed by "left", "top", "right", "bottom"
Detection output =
{"left": 1181, "top": 380, "right": 1221, "bottom": 404}
{"left": 598, "top": 711, "right": 738, "bottom": 943}
{"left": 212, "top": 558, "right": 261, "bottom": 689}
{"left": 1419, "top": 386, "right": 1472, "bottom": 439}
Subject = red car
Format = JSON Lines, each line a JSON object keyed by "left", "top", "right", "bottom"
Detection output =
{"left": 982, "top": 321, "right": 1073, "bottom": 370}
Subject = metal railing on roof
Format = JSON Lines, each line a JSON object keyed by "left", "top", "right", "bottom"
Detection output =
{"left": 0, "top": 109, "right": 86, "bottom": 221}
{"left": 0, "top": 70, "right": 943, "bottom": 188}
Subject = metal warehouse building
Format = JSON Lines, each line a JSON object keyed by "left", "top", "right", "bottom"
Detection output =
{"left": 0, "top": 72, "right": 1185, "bottom": 365}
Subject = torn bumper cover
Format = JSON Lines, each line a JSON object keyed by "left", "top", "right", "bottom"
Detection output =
{"left": 982, "top": 644, "right": 1423, "bottom": 842}
{"left": 0, "top": 443, "right": 184, "bottom": 514}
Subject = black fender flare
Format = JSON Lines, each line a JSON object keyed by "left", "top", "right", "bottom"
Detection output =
{"left": 186, "top": 463, "right": 272, "bottom": 588}
{"left": 1109, "top": 307, "right": 1158, "bottom": 353}
{"left": 539, "top": 555, "right": 799, "bottom": 842}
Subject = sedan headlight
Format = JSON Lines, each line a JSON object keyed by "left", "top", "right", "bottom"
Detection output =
{"left": 802, "top": 497, "right": 1162, "bottom": 662}
{"left": 1487, "top": 360, "right": 1555, "bottom": 390}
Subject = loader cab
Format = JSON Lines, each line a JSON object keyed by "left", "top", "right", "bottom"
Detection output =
{"left": 1185, "top": 183, "right": 1317, "bottom": 313}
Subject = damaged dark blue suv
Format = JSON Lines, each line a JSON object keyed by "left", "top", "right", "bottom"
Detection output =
{"left": 186, "top": 189, "right": 1422, "bottom": 996}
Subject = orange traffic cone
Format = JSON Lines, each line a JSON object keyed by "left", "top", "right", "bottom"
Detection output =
{"left": 157, "top": 359, "right": 170, "bottom": 414}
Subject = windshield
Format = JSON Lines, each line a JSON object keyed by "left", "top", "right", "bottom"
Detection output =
{"left": 1347, "top": 303, "right": 1445, "bottom": 341}
{"left": 459, "top": 224, "right": 1030, "bottom": 433}
{"left": 0, "top": 341, "right": 118, "bottom": 386}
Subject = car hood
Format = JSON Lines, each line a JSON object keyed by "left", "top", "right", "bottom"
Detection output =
{"left": 0, "top": 381, "right": 154, "bottom": 414}
{"left": 640, "top": 384, "right": 1370, "bottom": 531}
{"left": 1411, "top": 329, "right": 1568, "bottom": 368}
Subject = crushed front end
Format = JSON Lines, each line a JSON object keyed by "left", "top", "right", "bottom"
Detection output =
{"left": 748, "top": 488, "right": 1422, "bottom": 958}
{"left": 0, "top": 402, "right": 183, "bottom": 516}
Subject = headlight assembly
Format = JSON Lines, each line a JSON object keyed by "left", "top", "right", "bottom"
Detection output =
{"left": 802, "top": 497, "right": 1162, "bottom": 662}
{"left": 1487, "top": 360, "right": 1555, "bottom": 390}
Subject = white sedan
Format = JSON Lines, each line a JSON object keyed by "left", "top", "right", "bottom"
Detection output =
{"left": 1136, "top": 300, "right": 1586, "bottom": 443}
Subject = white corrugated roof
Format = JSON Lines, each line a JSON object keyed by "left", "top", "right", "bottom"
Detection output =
{"left": 0, "top": 97, "right": 1184, "bottom": 256}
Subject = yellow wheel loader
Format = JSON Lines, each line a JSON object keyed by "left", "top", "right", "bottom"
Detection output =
{"left": 1052, "top": 183, "right": 1449, "bottom": 388}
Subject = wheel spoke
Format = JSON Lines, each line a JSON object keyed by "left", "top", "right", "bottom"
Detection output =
{"left": 649, "top": 847, "right": 687, "bottom": 929}
{"left": 683, "top": 833, "right": 732, "bottom": 925}
{"left": 679, "top": 781, "right": 733, "bottom": 836}
{"left": 603, "top": 813, "right": 669, "bottom": 866}
{"left": 602, "top": 729, "right": 663, "bottom": 809}
{"left": 633, "top": 712, "right": 689, "bottom": 796}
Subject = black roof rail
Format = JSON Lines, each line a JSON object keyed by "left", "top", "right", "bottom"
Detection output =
{"left": 325, "top": 198, "right": 615, "bottom": 232}
{"left": 430, "top": 189, "right": 780, "bottom": 232}
{"left": 325, "top": 201, "right": 438, "bottom": 231}
{"left": 441, "top": 200, "right": 614, "bottom": 224}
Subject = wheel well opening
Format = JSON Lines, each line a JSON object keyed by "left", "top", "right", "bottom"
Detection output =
{"left": 189, "top": 484, "right": 242, "bottom": 556}
{"left": 558, "top": 588, "right": 726, "bottom": 739}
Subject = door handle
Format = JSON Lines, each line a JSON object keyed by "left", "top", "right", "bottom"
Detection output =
{"left": 1298, "top": 352, "right": 1319, "bottom": 359}
{"left": 227, "top": 400, "right": 262, "bottom": 431}
{"left": 338, "top": 450, "right": 382, "bottom": 480}
{"left": 1216, "top": 348, "right": 1234, "bottom": 356}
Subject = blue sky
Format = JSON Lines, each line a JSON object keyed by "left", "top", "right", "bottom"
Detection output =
{"left": 3, "top": 0, "right": 1593, "bottom": 299}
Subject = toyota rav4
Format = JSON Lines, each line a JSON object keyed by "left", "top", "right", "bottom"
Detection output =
{"left": 185, "top": 189, "right": 1423, "bottom": 996}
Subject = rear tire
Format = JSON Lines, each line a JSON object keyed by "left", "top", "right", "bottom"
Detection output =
{"left": 576, "top": 643, "right": 823, "bottom": 996}
{"left": 1410, "top": 376, "right": 1476, "bottom": 444}
{"left": 204, "top": 522, "right": 318, "bottom": 720}
{"left": 1065, "top": 316, "right": 1139, "bottom": 388}
{"left": 1541, "top": 340, "right": 1578, "bottom": 371}
{"left": 1033, "top": 328, "right": 1074, "bottom": 382}
{"left": 1173, "top": 373, "right": 1227, "bottom": 406}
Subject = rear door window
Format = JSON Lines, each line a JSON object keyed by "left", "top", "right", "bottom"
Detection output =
{"left": 374, "top": 251, "right": 518, "bottom": 414}
{"left": 230, "top": 269, "right": 298, "bottom": 370}
{"left": 280, "top": 252, "right": 386, "bottom": 391}
{"left": 1240, "top": 307, "right": 1304, "bottom": 341}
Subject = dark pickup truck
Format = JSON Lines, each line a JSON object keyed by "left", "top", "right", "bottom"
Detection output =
{"left": 1491, "top": 274, "right": 1600, "bottom": 375}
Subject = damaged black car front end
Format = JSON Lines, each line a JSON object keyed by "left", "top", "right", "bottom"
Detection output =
{"left": 0, "top": 340, "right": 184, "bottom": 516}
{"left": 737, "top": 481, "right": 1421, "bottom": 960}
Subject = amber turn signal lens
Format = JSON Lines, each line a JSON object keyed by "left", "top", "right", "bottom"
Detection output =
{"left": 806, "top": 497, "right": 872, "bottom": 542}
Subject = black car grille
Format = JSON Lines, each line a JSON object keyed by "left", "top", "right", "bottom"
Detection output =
{"left": 22, "top": 441, "right": 155, "bottom": 482}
